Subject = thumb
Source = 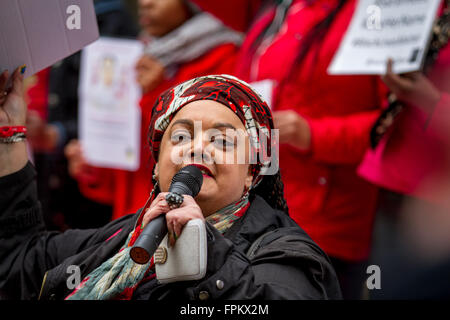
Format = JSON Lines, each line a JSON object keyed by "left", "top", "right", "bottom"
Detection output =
{"left": 10, "top": 67, "right": 24, "bottom": 97}
{"left": 0, "top": 70, "right": 9, "bottom": 93}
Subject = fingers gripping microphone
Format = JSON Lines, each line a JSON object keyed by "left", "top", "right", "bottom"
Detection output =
{"left": 130, "top": 165, "right": 203, "bottom": 264}
{"left": 165, "top": 165, "right": 203, "bottom": 210}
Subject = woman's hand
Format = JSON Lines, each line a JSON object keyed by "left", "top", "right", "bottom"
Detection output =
{"left": 382, "top": 59, "right": 441, "bottom": 111}
{"left": 0, "top": 68, "right": 28, "bottom": 177}
{"left": 273, "top": 110, "right": 311, "bottom": 150}
{"left": 0, "top": 69, "right": 26, "bottom": 126}
{"left": 141, "top": 192, "right": 204, "bottom": 247}
{"left": 135, "top": 55, "right": 165, "bottom": 94}
{"left": 65, "top": 139, "right": 88, "bottom": 178}
{"left": 26, "top": 110, "right": 59, "bottom": 151}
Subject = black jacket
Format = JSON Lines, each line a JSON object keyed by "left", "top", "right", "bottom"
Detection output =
{"left": 0, "top": 163, "right": 342, "bottom": 300}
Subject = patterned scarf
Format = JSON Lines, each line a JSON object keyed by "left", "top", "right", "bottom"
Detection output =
{"left": 66, "top": 75, "right": 275, "bottom": 300}
{"left": 206, "top": 194, "right": 251, "bottom": 234}
{"left": 65, "top": 231, "right": 152, "bottom": 300}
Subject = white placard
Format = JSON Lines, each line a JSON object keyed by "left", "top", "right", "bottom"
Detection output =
{"left": 79, "top": 37, "right": 143, "bottom": 171}
{"left": 0, "top": 0, "right": 99, "bottom": 79}
{"left": 250, "top": 79, "right": 275, "bottom": 109}
{"left": 328, "top": 0, "right": 441, "bottom": 75}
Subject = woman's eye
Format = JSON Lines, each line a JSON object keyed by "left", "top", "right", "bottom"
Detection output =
{"left": 211, "top": 136, "right": 235, "bottom": 149}
{"left": 171, "top": 131, "right": 191, "bottom": 144}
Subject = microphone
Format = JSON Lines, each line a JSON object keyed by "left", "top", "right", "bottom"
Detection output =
{"left": 130, "top": 165, "right": 203, "bottom": 264}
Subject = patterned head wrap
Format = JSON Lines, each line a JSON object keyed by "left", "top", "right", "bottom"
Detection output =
{"left": 148, "top": 74, "right": 275, "bottom": 190}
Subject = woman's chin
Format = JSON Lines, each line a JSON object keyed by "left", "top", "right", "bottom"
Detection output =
{"left": 193, "top": 182, "right": 220, "bottom": 209}
{"left": 194, "top": 186, "right": 216, "bottom": 202}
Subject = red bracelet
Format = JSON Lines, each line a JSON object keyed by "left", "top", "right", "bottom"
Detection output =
{"left": 0, "top": 126, "right": 27, "bottom": 138}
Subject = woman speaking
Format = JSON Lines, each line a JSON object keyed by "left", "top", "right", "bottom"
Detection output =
{"left": 0, "top": 69, "right": 341, "bottom": 300}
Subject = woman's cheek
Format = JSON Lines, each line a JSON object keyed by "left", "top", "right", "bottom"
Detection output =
{"left": 212, "top": 146, "right": 237, "bottom": 166}
{"left": 167, "top": 144, "right": 187, "bottom": 166}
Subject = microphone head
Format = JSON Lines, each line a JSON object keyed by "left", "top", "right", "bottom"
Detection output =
{"left": 169, "top": 165, "right": 203, "bottom": 197}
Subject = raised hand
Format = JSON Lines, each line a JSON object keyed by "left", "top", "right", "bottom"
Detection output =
{"left": 273, "top": 110, "right": 311, "bottom": 151}
{"left": 0, "top": 68, "right": 28, "bottom": 177}
{"left": 382, "top": 59, "right": 441, "bottom": 112}
{"left": 0, "top": 69, "right": 26, "bottom": 126}
{"left": 135, "top": 55, "right": 165, "bottom": 93}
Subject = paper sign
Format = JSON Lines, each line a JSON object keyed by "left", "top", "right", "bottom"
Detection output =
{"left": 0, "top": 0, "right": 99, "bottom": 78}
{"left": 79, "top": 37, "right": 143, "bottom": 171}
{"left": 328, "top": 0, "right": 441, "bottom": 75}
{"left": 250, "top": 79, "right": 275, "bottom": 109}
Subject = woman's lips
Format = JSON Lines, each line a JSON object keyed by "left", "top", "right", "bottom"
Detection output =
{"left": 190, "top": 164, "right": 214, "bottom": 178}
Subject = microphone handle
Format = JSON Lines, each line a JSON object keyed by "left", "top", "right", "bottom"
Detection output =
{"left": 130, "top": 215, "right": 168, "bottom": 264}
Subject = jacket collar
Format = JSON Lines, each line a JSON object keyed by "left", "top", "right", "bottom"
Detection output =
{"left": 223, "top": 195, "right": 298, "bottom": 252}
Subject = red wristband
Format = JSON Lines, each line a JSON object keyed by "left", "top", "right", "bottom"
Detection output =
{"left": 0, "top": 126, "right": 27, "bottom": 138}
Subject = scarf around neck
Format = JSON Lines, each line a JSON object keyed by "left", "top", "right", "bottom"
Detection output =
{"left": 144, "top": 12, "right": 243, "bottom": 70}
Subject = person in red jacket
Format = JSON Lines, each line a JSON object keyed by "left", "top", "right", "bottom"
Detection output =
{"left": 359, "top": 1, "right": 450, "bottom": 208}
{"left": 192, "top": 0, "right": 385, "bottom": 299}
{"left": 66, "top": 0, "right": 241, "bottom": 220}
{"left": 357, "top": 3, "right": 450, "bottom": 298}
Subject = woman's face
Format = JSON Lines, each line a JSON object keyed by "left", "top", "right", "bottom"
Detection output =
{"left": 155, "top": 100, "right": 253, "bottom": 217}
{"left": 138, "top": 0, "right": 190, "bottom": 37}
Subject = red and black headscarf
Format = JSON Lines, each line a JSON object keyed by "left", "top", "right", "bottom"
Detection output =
{"left": 148, "top": 74, "right": 288, "bottom": 213}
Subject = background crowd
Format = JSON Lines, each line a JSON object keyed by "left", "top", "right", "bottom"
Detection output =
{"left": 21, "top": 0, "right": 450, "bottom": 299}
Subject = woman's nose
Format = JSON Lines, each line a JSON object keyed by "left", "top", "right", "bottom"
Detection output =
{"left": 189, "top": 134, "right": 213, "bottom": 164}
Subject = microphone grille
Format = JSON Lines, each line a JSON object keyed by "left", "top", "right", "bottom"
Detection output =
{"left": 171, "top": 165, "right": 203, "bottom": 197}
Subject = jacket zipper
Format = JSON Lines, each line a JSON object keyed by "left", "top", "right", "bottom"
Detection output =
{"left": 38, "top": 271, "right": 48, "bottom": 300}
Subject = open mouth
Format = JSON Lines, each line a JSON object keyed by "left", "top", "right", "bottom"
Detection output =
{"left": 190, "top": 164, "right": 214, "bottom": 178}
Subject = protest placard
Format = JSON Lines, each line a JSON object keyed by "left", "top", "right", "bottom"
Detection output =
{"left": 0, "top": 0, "right": 99, "bottom": 78}
{"left": 79, "top": 37, "right": 143, "bottom": 171}
{"left": 328, "top": 0, "right": 441, "bottom": 74}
